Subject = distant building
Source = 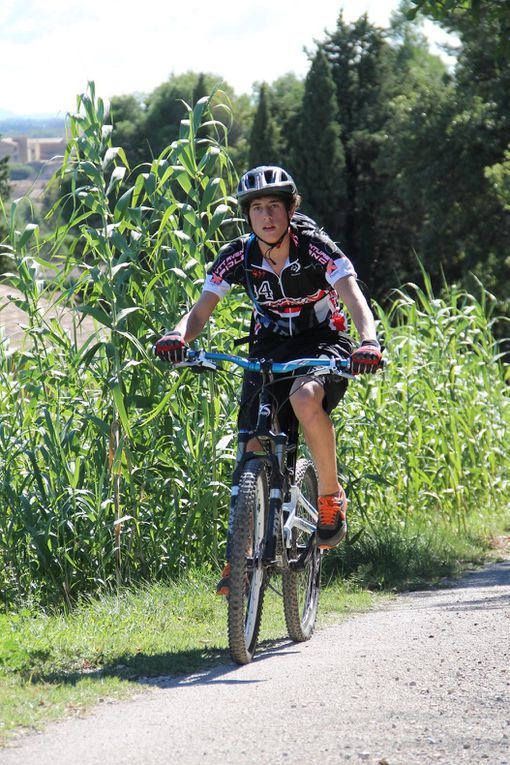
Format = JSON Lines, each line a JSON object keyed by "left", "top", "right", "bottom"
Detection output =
{"left": 0, "top": 137, "right": 21, "bottom": 161}
{"left": 0, "top": 136, "right": 66, "bottom": 163}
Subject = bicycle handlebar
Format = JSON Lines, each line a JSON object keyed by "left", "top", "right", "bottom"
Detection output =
{"left": 178, "top": 349, "right": 356, "bottom": 376}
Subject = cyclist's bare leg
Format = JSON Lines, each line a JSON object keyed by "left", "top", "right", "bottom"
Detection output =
{"left": 289, "top": 376, "right": 340, "bottom": 496}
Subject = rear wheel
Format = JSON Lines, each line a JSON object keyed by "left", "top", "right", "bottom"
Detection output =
{"left": 228, "top": 459, "right": 268, "bottom": 665}
{"left": 282, "top": 458, "right": 321, "bottom": 642}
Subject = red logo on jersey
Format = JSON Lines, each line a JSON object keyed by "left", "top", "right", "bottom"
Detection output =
{"left": 331, "top": 313, "right": 347, "bottom": 331}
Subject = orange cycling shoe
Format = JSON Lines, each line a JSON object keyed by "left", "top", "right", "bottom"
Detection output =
{"left": 316, "top": 488, "right": 347, "bottom": 549}
{"left": 216, "top": 563, "right": 230, "bottom": 596}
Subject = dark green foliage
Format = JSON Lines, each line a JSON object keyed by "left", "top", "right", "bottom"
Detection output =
{"left": 249, "top": 83, "right": 280, "bottom": 167}
{"left": 322, "top": 14, "right": 396, "bottom": 283}
{"left": 389, "top": 3, "right": 510, "bottom": 309}
{"left": 110, "top": 72, "right": 249, "bottom": 174}
{"left": 109, "top": 94, "right": 146, "bottom": 166}
{"left": 266, "top": 73, "right": 304, "bottom": 171}
{"left": 408, "top": 0, "right": 510, "bottom": 30}
{"left": 0, "top": 155, "right": 11, "bottom": 272}
{"left": 386, "top": 0, "right": 507, "bottom": 330}
{"left": 0, "top": 155, "right": 10, "bottom": 202}
{"left": 291, "top": 49, "right": 347, "bottom": 234}
{"left": 193, "top": 73, "right": 209, "bottom": 105}
{"left": 142, "top": 76, "right": 194, "bottom": 158}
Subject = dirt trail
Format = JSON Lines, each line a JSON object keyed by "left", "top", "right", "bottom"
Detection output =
{"left": 2, "top": 561, "right": 509, "bottom": 765}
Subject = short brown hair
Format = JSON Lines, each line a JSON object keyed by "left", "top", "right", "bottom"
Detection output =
{"left": 241, "top": 192, "right": 301, "bottom": 219}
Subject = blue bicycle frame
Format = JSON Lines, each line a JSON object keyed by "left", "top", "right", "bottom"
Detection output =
{"left": 179, "top": 349, "right": 353, "bottom": 564}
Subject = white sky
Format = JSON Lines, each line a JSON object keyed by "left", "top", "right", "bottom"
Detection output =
{"left": 1, "top": 0, "right": 455, "bottom": 117}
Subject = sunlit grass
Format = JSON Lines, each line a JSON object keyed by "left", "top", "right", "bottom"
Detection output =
{"left": 0, "top": 572, "right": 379, "bottom": 743}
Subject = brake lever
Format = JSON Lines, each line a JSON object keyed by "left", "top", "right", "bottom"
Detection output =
{"left": 175, "top": 359, "right": 218, "bottom": 371}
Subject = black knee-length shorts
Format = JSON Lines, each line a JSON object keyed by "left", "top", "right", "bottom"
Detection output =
{"left": 237, "top": 330, "right": 355, "bottom": 434}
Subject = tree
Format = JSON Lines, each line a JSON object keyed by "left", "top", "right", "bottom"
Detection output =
{"left": 142, "top": 73, "right": 199, "bottom": 158}
{"left": 110, "top": 93, "right": 145, "bottom": 166}
{"left": 408, "top": 0, "right": 510, "bottom": 30}
{"left": 249, "top": 83, "right": 280, "bottom": 167}
{"left": 225, "top": 92, "right": 253, "bottom": 175}
{"left": 192, "top": 73, "right": 209, "bottom": 106}
{"left": 367, "top": 0, "right": 510, "bottom": 324}
{"left": 447, "top": 8, "right": 510, "bottom": 303}
{"left": 267, "top": 73, "right": 305, "bottom": 171}
{"left": 291, "top": 49, "right": 347, "bottom": 235}
{"left": 367, "top": 11, "right": 454, "bottom": 293}
{"left": 0, "top": 153, "right": 11, "bottom": 272}
{"left": 110, "top": 72, "right": 252, "bottom": 176}
{"left": 322, "top": 13, "right": 397, "bottom": 286}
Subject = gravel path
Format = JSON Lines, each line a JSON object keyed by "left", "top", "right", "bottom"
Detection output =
{"left": 2, "top": 561, "right": 510, "bottom": 765}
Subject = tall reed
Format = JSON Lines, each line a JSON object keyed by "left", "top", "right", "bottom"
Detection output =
{"left": 0, "top": 83, "right": 246, "bottom": 607}
{"left": 335, "top": 273, "right": 509, "bottom": 536}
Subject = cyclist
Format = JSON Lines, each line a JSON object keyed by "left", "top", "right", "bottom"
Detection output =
{"left": 155, "top": 166, "right": 382, "bottom": 593}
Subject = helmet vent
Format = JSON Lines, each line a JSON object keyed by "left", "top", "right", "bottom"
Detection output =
{"left": 237, "top": 165, "right": 297, "bottom": 205}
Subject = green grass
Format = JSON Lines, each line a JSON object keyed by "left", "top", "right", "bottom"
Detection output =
{"left": 0, "top": 571, "right": 378, "bottom": 745}
{"left": 324, "top": 514, "right": 509, "bottom": 591}
{"left": 2, "top": 513, "right": 508, "bottom": 746}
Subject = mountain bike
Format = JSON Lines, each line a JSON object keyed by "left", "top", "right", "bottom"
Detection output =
{"left": 179, "top": 348, "right": 355, "bottom": 665}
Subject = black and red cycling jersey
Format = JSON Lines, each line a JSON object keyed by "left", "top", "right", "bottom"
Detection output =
{"left": 203, "top": 220, "right": 357, "bottom": 340}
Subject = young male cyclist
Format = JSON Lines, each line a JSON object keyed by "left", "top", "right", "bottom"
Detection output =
{"left": 155, "top": 166, "right": 382, "bottom": 593}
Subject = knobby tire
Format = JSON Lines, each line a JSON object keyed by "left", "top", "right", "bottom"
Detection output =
{"left": 228, "top": 458, "right": 268, "bottom": 665}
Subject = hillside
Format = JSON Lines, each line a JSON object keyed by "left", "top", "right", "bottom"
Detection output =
{"left": 0, "top": 117, "right": 66, "bottom": 138}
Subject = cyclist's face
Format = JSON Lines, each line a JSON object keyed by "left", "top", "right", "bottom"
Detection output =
{"left": 249, "top": 197, "right": 290, "bottom": 242}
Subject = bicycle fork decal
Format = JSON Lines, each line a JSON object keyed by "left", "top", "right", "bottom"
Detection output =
{"left": 263, "top": 487, "right": 283, "bottom": 563}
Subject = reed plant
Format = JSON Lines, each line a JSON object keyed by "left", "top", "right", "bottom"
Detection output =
{"left": 0, "top": 83, "right": 246, "bottom": 607}
{"left": 0, "top": 84, "right": 508, "bottom": 609}
{"left": 327, "top": 274, "right": 510, "bottom": 586}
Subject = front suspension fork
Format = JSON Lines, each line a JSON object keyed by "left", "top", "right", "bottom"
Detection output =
{"left": 226, "top": 431, "right": 287, "bottom": 562}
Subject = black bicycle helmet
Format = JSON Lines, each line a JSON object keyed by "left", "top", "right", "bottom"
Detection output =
{"left": 237, "top": 165, "right": 298, "bottom": 206}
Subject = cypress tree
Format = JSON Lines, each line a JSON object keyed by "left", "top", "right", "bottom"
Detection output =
{"left": 0, "top": 155, "right": 9, "bottom": 202}
{"left": 323, "top": 13, "right": 395, "bottom": 284}
{"left": 292, "top": 49, "right": 347, "bottom": 238}
{"left": 249, "top": 83, "right": 280, "bottom": 167}
{"left": 0, "top": 155, "right": 11, "bottom": 273}
{"left": 192, "top": 72, "right": 209, "bottom": 105}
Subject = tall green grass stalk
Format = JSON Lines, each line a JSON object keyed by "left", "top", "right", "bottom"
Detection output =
{"left": 329, "top": 273, "right": 509, "bottom": 577}
{"left": 0, "top": 83, "right": 247, "bottom": 607}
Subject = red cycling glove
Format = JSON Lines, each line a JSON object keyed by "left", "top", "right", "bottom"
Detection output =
{"left": 154, "top": 331, "right": 187, "bottom": 363}
{"left": 350, "top": 340, "right": 382, "bottom": 375}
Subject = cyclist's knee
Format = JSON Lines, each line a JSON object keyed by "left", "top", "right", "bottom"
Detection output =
{"left": 290, "top": 379, "right": 324, "bottom": 421}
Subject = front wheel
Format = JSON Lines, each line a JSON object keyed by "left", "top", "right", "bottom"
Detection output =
{"left": 282, "top": 458, "right": 322, "bottom": 642}
{"left": 228, "top": 459, "right": 268, "bottom": 665}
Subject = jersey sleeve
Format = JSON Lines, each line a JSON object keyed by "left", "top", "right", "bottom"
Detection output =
{"left": 308, "top": 230, "right": 357, "bottom": 286}
{"left": 202, "top": 239, "right": 245, "bottom": 299}
{"left": 325, "top": 251, "right": 357, "bottom": 286}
